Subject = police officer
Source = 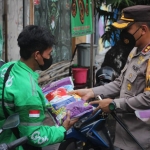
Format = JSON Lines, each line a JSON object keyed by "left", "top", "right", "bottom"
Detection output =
{"left": 69, "top": 5, "right": 150, "bottom": 150}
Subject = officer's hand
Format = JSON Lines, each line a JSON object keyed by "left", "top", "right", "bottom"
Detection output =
{"left": 62, "top": 111, "right": 78, "bottom": 131}
{"left": 68, "top": 89, "right": 94, "bottom": 101}
{"left": 90, "top": 98, "right": 113, "bottom": 113}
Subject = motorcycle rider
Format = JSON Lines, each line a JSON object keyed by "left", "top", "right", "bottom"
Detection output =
{"left": 0, "top": 25, "right": 77, "bottom": 150}
{"left": 69, "top": 5, "right": 150, "bottom": 150}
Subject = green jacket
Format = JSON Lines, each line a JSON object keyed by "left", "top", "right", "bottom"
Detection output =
{"left": 0, "top": 61, "right": 66, "bottom": 149}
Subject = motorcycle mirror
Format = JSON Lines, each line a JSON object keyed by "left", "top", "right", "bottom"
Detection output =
{"left": 2, "top": 113, "right": 20, "bottom": 130}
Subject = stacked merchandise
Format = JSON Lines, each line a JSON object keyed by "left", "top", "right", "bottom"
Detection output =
{"left": 42, "top": 77, "right": 93, "bottom": 125}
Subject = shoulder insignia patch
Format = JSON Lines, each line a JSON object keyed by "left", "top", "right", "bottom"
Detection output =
{"left": 142, "top": 45, "right": 150, "bottom": 54}
{"left": 129, "top": 53, "right": 134, "bottom": 59}
{"left": 138, "top": 56, "right": 145, "bottom": 64}
{"left": 144, "top": 59, "right": 150, "bottom": 91}
{"left": 127, "top": 47, "right": 137, "bottom": 62}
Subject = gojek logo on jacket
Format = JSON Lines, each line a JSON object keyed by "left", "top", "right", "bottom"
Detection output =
{"left": 31, "top": 131, "right": 49, "bottom": 144}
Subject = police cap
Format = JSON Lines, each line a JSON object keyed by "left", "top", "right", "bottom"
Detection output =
{"left": 112, "top": 5, "right": 150, "bottom": 29}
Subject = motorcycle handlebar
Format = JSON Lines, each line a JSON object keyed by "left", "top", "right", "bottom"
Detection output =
{"left": 8, "top": 136, "right": 28, "bottom": 150}
{"left": 0, "top": 136, "right": 28, "bottom": 150}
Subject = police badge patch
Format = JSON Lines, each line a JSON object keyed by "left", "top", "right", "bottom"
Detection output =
{"left": 144, "top": 59, "right": 150, "bottom": 91}
{"left": 142, "top": 45, "right": 150, "bottom": 54}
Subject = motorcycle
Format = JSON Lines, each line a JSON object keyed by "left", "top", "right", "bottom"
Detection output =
{"left": 0, "top": 114, "right": 28, "bottom": 150}
{"left": 58, "top": 98, "right": 145, "bottom": 150}
{"left": 58, "top": 108, "right": 113, "bottom": 150}
{"left": 58, "top": 66, "right": 145, "bottom": 150}
{"left": 58, "top": 66, "right": 118, "bottom": 150}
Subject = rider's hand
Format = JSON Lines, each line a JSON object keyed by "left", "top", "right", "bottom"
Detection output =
{"left": 90, "top": 98, "right": 113, "bottom": 113}
{"left": 68, "top": 89, "right": 95, "bottom": 101}
{"left": 62, "top": 111, "right": 78, "bottom": 131}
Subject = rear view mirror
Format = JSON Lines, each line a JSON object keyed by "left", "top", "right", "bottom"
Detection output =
{"left": 2, "top": 113, "right": 20, "bottom": 130}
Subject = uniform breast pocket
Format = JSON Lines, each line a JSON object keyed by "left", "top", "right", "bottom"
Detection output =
{"left": 124, "top": 72, "right": 137, "bottom": 96}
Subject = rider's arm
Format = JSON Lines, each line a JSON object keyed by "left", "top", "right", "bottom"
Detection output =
{"left": 17, "top": 95, "right": 66, "bottom": 147}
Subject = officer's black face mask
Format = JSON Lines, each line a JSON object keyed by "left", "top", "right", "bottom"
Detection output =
{"left": 120, "top": 27, "right": 142, "bottom": 49}
{"left": 36, "top": 55, "right": 53, "bottom": 71}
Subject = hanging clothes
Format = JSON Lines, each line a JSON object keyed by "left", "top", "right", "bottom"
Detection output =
{"left": 98, "top": 2, "right": 108, "bottom": 53}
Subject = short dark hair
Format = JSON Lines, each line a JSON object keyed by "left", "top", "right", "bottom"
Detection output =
{"left": 17, "top": 25, "right": 55, "bottom": 60}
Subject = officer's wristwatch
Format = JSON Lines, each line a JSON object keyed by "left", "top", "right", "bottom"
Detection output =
{"left": 109, "top": 101, "right": 116, "bottom": 111}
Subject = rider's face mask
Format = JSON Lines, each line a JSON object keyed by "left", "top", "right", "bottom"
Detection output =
{"left": 36, "top": 55, "right": 53, "bottom": 71}
{"left": 120, "top": 26, "right": 142, "bottom": 49}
